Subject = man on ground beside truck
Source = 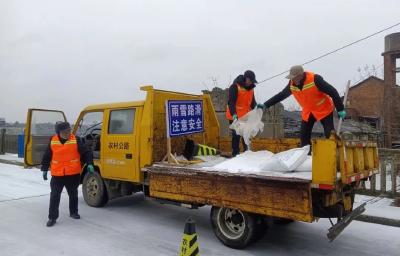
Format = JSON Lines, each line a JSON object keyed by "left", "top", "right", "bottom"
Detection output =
{"left": 258, "top": 65, "right": 346, "bottom": 149}
{"left": 41, "top": 122, "right": 94, "bottom": 227}
{"left": 226, "top": 70, "right": 258, "bottom": 157}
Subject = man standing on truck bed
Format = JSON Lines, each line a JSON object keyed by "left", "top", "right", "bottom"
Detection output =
{"left": 258, "top": 65, "right": 346, "bottom": 149}
{"left": 226, "top": 70, "right": 258, "bottom": 157}
{"left": 41, "top": 121, "right": 94, "bottom": 227}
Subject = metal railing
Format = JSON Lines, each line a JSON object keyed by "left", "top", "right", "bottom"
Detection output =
{"left": 357, "top": 154, "right": 400, "bottom": 198}
{"left": 0, "top": 129, "right": 19, "bottom": 154}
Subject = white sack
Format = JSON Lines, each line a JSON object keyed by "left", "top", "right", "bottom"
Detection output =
{"left": 258, "top": 157, "right": 287, "bottom": 172}
{"left": 294, "top": 155, "right": 312, "bottom": 172}
{"left": 273, "top": 145, "right": 310, "bottom": 171}
{"left": 229, "top": 109, "right": 264, "bottom": 146}
{"left": 211, "top": 150, "right": 274, "bottom": 173}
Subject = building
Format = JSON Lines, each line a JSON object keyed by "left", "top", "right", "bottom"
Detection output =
{"left": 346, "top": 76, "right": 386, "bottom": 130}
{"left": 0, "top": 118, "right": 5, "bottom": 127}
{"left": 382, "top": 32, "right": 400, "bottom": 147}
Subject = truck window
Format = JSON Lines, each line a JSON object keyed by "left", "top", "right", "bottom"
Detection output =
{"left": 76, "top": 111, "right": 104, "bottom": 159}
{"left": 30, "top": 111, "right": 66, "bottom": 135}
{"left": 76, "top": 111, "right": 104, "bottom": 137}
{"left": 108, "top": 109, "right": 135, "bottom": 134}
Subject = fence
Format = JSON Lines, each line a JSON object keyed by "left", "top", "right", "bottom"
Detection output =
{"left": 356, "top": 149, "right": 400, "bottom": 198}
{"left": 0, "top": 130, "right": 19, "bottom": 154}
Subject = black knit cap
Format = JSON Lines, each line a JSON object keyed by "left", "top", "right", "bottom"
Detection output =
{"left": 244, "top": 70, "right": 257, "bottom": 84}
{"left": 55, "top": 122, "right": 71, "bottom": 134}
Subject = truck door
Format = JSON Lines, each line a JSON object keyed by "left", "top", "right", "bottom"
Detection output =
{"left": 101, "top": 108, "right": 139, "bottom": 182}
{"left": 24, "top": 109, "right": 67, "bottom": 166}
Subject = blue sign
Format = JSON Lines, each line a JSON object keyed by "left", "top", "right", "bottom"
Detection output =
{"left": 166, "top": 100, "right": 204, "bottom": 137}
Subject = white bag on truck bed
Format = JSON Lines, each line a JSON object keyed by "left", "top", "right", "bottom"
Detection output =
{"left": 272, "top": 145, "right": 310, "bottom": 171}
{"left": 294, "top": 155, "right": 312, "bottom": 172}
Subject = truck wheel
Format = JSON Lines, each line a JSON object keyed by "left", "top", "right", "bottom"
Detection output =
{"left": 82, "top": 172, "right": 108, "bottom": 207}
{"left": 210, "top": 206, "right": 257, "bottom": 249}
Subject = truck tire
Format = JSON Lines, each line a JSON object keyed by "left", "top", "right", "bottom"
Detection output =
{"left": 82, "top": 172, "right": 108, "bottom": 207}
{"left": 210, "top": 206, "right": 257, "bottom": 249}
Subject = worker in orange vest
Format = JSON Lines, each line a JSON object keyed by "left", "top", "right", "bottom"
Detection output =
{"left": 226, "top": 70, "right": 258, "bottom": 156}
{"left": 258, "top": 65, "right": 346, "bottom": 149}
{"left": 41, "top": 122, "right": 94, "bottom": 227}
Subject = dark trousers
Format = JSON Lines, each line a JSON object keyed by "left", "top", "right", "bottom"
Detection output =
{"left": 300, "top": 112, "right": 335, "bottom": 147}
{"left": 229, "top": 120, "right": 248, "bottom": 157}
{"left": 49, "top": 174, "right": 80, "bottom": 220}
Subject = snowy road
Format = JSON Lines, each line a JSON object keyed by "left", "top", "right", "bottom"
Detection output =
{"left": 0, "top": 163, "right": 399, "bottom": 256}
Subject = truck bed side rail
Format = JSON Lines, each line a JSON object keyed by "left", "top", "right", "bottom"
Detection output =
{"left": 311, "top": 138, "right": 379, "bottom": 190}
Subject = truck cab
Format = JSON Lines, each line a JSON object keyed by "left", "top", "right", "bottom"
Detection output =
{"left": 24, "top": 86, "right": 220, "bottom": 206}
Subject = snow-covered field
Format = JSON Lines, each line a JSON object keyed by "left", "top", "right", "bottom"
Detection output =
{"left": 1, "top": 163, "right": 399, "bottom": 256}
{"left": 0, "top": 153, "right": 24, "bottom": 165}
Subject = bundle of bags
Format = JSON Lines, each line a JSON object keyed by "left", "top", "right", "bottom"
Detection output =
{"left": 222, "top": 108, "right": 312, "bottom": 174}
{"left": 210, "top": 145, "right": 312, "bottom": 174}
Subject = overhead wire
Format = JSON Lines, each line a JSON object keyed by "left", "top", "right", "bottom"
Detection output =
{"left": 257, "top": 21, "right": 400, "bottom": 85}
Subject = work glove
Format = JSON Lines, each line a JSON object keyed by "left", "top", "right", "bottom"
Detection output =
{"left": 232, "top": 114, "right": 238, "bottom": 121}
{"left": 338, "top": 110, "right": 346, "bottom": 119}
{"left": 257, "top": 103, "right": 266, "bottom": 111}
{"left": 87, "top": 164, "right": 95, "bottom": 174}
{"left": 42, "top": 170, "right": 48, "bottom": 181}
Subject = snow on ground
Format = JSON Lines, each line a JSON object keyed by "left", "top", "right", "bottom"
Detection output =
{"left": 1, "top": 163, "right": 400, "bottom": 256}
{"left": 0, "top": 163, "right": 48, "bottom": 201}
{"left": 355, "top": 195, "right": 395, "bottom": 207}
{"left": 354, "top": 195, "right": 400, "bottom": 220}
{"left": 0, "top": 153, "right": 24, "bottom": 163}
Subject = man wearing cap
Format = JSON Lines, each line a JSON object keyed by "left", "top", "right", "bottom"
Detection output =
{"left": 226, "top": 70, "right": 258, "bottom": 156}
{"left": 41, "top": 122, "right": 94, "bottom": 227}
{"left": 258, "top": 65, "right": 346, "bottom": 148}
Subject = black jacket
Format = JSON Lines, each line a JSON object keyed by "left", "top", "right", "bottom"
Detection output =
{"left": 41, "top": 135, "right": 93, "bottom": 172}
{"left": 227, "top": 75, "right": 257, "bottom": 116}
{"left": 263, "top": 74, "right": 344, "bottom": 112}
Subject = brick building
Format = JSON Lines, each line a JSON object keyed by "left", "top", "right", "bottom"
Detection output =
{"left": 345, "top": 74, "right": 400, "bottom": 147}
{"left": 346, "top": 76, "right": 386, "bottom": 130}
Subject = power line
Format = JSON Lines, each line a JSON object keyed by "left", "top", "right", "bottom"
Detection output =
{"left": 257, "top": 21, "right": 400, "bottom": 85}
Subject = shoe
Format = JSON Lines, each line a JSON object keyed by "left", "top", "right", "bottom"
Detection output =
{"left": 46, "top": 219, "right": 56, "bottom": 227}
{"left": 70, "top": 213, "right": 80, "bottom": 219}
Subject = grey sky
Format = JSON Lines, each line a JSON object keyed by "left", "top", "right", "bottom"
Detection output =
{"left": 1, "top": 0, "right": 399, "bottom": 122}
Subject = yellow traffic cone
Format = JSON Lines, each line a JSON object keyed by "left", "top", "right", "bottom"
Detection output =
{"left": 179, "top": 217, "right": 200, "bottom": 256}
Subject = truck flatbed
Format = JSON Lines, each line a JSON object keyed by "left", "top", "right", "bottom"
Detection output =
{"left": 147, "top": 162, "right": 312, "bottom": 183}
{"left": 144, "top": 163, "right": 314, "bottom": 223}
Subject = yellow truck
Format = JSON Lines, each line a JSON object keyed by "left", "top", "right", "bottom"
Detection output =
{"left": 24, "top": 86, "right": 379, "bottom": 249}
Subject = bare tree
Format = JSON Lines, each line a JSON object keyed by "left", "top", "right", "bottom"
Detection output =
{"left": 356, "top": 63, "right": 384, "bottom": 82}
{"left": 209, "top": 76, "right": 218, "bottom": 88}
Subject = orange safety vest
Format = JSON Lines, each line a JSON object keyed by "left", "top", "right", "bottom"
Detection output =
{"left": 226, "top": 84, "right": 254, "bottom": 120}
{"left": 290, "top": 72, "right": 334, "bottom": 121}
{"left": 50, "top": 134, "right": 81, "bottom": 176}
